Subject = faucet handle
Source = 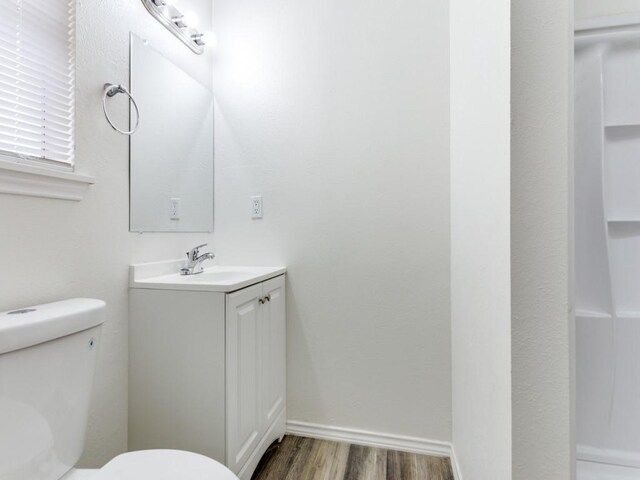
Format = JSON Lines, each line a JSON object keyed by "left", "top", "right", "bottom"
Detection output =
{"left": 186, "top": 243, "right": 208, "bottom": 260}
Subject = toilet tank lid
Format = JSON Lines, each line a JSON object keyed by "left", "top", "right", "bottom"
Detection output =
{"left": 0, "top": 298, "right": 105, "bottom": 355}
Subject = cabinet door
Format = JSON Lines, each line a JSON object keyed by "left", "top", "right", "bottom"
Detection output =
{"left": 226, "top": 284, "right": 263, "bottom": 474}
{"left": 261, "top": 275, "right": 286, "bottom": 431}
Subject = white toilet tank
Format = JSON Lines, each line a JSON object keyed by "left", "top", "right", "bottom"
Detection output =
{"left": 0, "top": 298, "right": 106, "bottom": 480}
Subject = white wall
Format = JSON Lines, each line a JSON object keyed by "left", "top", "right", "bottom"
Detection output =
{"left": 213, "top": 0, "right": 452, "bottom": 442}
{"left": 1, "top": 0, "right": 451, "bottom": 465}
{"left": 0, "top": 0, "right": 215, "bottom": 467}
{"left": 450, "top": 0, "right": 513, "bottom": 478}
{"left": 511, "top": 0, "right": 573, "bottom": 478}
{"left": 576, "top": 0, "right": 640, "bottom": 19}
{"left": 0, "top": 0, "right": 577, "bottom": 472}
{"left": 450, "top": 1, "right": 573, "bottom": 478}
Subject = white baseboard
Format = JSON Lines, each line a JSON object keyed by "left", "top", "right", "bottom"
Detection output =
{"left": 286, "top": 420, "right": 461, "bottom": 480}
{"left": 450, "top": 443, "right": 463, "bottom": 480}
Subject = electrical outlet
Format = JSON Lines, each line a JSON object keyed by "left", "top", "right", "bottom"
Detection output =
{"left": 170, "top": 198, "right": 181, "bottom": 220}
{"left": 251, "top": 195, "right": 263, "bottom": 219}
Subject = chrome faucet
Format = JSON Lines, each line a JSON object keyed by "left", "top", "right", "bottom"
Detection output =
{"left": 180, "top": 244, "right": 215, "bottom": 275}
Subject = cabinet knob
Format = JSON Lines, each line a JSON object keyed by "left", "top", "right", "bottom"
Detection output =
{"left": 259, "top": 294, "right": 271, "bottom": 305}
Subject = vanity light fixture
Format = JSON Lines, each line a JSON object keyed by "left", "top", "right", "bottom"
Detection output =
{"left": 140, "top": 0, "right": 205, "bottom": 55}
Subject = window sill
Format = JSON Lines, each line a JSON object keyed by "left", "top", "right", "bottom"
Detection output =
{"left": 0, "top": 160, "right": 95, "bottom": 201}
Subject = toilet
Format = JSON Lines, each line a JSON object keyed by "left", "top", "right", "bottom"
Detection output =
{"left": 0, "top": 298, "right": 238, "bottom": 480}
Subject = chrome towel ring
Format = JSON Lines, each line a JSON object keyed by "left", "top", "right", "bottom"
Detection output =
{"left": 102, "top": 83, "right": 140, "bottom": 135}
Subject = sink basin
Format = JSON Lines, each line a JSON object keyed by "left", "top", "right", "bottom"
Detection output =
{"left": 176, "top": 270, "right": 252, "bottom": 284}
{"left": 129, "top": 261, "right": 286, "bottom": 293}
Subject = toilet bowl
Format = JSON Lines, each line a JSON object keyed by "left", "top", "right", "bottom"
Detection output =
{"left": 0, "top": 299, "right": 238, "bottom": 480}
{"left": 61, "top": 450, "right": 238, "bottom": 480}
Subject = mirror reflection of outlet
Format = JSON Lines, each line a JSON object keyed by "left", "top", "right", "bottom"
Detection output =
{"left": 170, "top": 198, "right": 181, "bottom": 220}
{"left": 251, "top": 196, "right": 263, "bottom": 219}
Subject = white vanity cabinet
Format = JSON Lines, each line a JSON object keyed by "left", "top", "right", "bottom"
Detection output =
{"left": 226, "top": 276, "right": 286, "bottom": 473}
{"left": 129, "top": 265, "right": 286, "bottom": 480}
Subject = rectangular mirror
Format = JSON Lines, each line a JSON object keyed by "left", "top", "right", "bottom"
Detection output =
{"left": 129, "top": 33, "right": 214, "bottom": 232}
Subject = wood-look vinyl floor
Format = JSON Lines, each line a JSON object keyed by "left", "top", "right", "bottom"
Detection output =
{"left": 251, "top": 435, "right": 454, "bottom": 480}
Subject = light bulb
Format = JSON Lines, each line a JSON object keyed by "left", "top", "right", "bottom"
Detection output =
{"left": 191, "top": 32, "right": 205, "bottom": 46}
{"left": 172, "top": 14, "right": 187, "bottom": 28}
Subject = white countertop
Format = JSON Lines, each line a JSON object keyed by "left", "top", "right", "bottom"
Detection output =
{"left": 129, "top": 260, "right": 286, "bottom": 293}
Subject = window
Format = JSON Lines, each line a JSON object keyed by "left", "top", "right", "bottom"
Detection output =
{"left": 0, "top": 0, "right": 75, "bottom": 170}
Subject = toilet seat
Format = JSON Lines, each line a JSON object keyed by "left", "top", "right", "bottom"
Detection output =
{"left": 93, "top": 450, "right": 238, "bottom": 480}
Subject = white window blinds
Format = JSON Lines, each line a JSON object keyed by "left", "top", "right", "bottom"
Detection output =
{"left": 0, "top": 0, "right": 75, "bottom": 168}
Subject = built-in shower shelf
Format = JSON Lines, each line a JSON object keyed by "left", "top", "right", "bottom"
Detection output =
{"left": 616, "top": 312, "right": 640, "bottom": 319}
{"left": 608, "top": 218, "right": 640, "bottom": 223}
{"left": 605, "top": 123, "right": 640, "bottom": 130}
{"left": 575, "top": 310, "right": 612, "bottom": 320}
